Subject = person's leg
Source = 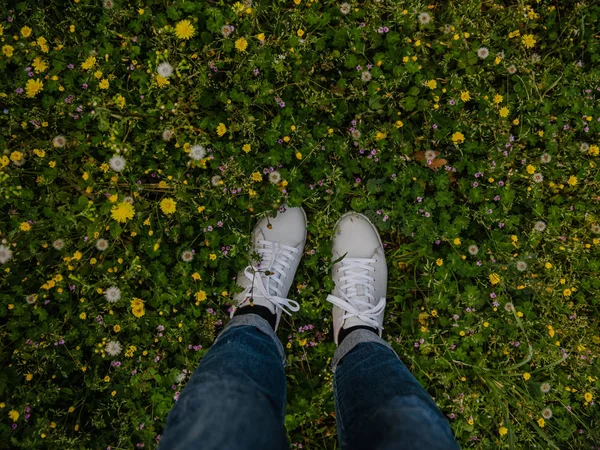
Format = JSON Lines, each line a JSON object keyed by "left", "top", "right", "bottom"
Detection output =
{"left": 159, "top": 314, "right": 289, "bottom": 450}
{"left": 332, "top": 329, "right": 459, "bottom": 450}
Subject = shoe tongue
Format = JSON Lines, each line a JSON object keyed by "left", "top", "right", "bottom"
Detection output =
{"left": 344, "top": 265, "right": 369, "bottom": 306}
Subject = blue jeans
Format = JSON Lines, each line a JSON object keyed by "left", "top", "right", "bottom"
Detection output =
{"left": 160, "top": 315, "right": 459, "bottom": 450}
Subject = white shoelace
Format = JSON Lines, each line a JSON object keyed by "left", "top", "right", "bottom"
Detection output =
{"left": 239, "top": 240, "right": 300, "bottom": 316}
{"left": 326, "top": 257, "right": 386, "bottom": 330}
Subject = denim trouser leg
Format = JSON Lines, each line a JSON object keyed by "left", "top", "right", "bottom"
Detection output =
{"left": 159, "top": 315, "right": 289, "bottom": 450}
{"left": 332, "top": 330, "right": 460, "bottom": 450}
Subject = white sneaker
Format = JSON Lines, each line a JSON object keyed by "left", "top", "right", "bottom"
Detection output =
{"left": 326, "top": 212, "right": 387, "bottom": 345}
{"left": 230, "top": 205, "right": 307, "bottom": 331}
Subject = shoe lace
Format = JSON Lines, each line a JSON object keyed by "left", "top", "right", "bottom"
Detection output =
{"left": 241, "top": 240, "right": 300, "bottom": 316}
{"left": 325, "top": 257, "right": 386, "bottom": 330}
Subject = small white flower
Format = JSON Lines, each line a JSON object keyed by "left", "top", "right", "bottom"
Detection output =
{"left": 105, "top": 341, "right": 122, "bottom": 356}
{"left": 25, "top": 294, "right": 37, "bottom": 305}
{"left": 221, "top": 25, "right": 234, "bottom": 37}
{"left": 477, "top": 47, "right": 490, "bottom": 59}
{"left": 361, "top": 70, "right": 372, "bottom": 82}
{"left": 211, "top": 175, "right": 222, "bottom": 187}
{"left": 340, "top": 2, "right": 351, "bottom": 14}
{"left": 105, "top": 286, "right": 121, "bottom": 303}
{"left": 181, "top": 250, "right": 194, "bottom": 262}
{"left": 162, "top": 129, "right": 174, "bottom": 141}
{"left": 516, "top": 261, "right": 528, "bottom": 272}
{"left": 418, "top": 12, "right": 431, "bottom": 25}
{"left": 157, "top": 62, "right": 173, "bottom": 78}
{"left": 268, "top": 170, "right": 281, "bottom": 184}
{"left": 540, "top": 382, "right": 551, "bottom": 393}
{"left": 531, "top": 53, "right": 541, "bottom": 64}
{"left": 53, "top": 239, "right": 65, "bottom": 250}
{"left": 542, "top": 408, "right": 553, "bottom": 419}
{"left": 175, "top": 371, "right": 187, "bottom": 383}
{"left": 532, "top": 173, "right": 544, "bottom": 183}
{"left": 540, "top": 153, "right": 552, "bottom": 164}
{"left": 189, "top": 144, "right": 206, "bottom": 161}
{"left": 0, "top": 245, "right": 13, "bottom": 264}
{"left": 424, "top": 150, "right": 436, "bottom": 161}
{"left": 468, "top": 245, "right": 479, "bottom": 255}
{"left": 109, "top": 155, "right": 126, "bottom": 172}
{"left": 504, "top": 302, "right": 515, "bottom": 312}
{"left": 53, "top": 135, "right": 66, "bottom": 148}
{"left": 580, "top": 142, "right": 590, "bottom": 153}
{"left": 534, "top": 221, "right": 547, "bottom": 232}
{"left": 96, "top": 239, "right": 109, "bottom": 251}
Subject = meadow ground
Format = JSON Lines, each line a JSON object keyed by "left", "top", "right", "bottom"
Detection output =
{"left": 1, "top": 0, "right": 599, "bottom": 448}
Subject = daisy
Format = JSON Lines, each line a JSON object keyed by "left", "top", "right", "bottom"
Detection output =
{"left": 162, "top": 129, "right": 174, "bottom": 141}
{"left": 340, "top": 3, "right": 351, "bottom": 14}
{"left": 532, "top": 173, "right": 544, "bottom": 183}
{"left": 540, "top": 382, "right": 551, "bottom": 393}
{"left": 53, "top": 239, "right": 65, "bottom": 250}
{"left": 105, "top": 341, "right": 122, "bottom": 356}
{"left": 25, "top": 294, "right": 37, "bottom": 304}
{"left": 268, "top": 170, "right": 281, "bottom": 184}
{"left": 52, "top": 135, "right": 66, "bottom": 148}
{"left": 540, "top": 153, "right": 552, "bottom": 163}
{"left": 109, "top": 155, "right": 126, "bottom": 172}
{"left": 534, "top": 221, "right": 547, "bottom": 232}
{"left": 361, "top": 71, "right": 372, "bottom": 82}
{"left": 157, "top": 62, "right": 173, "bottom": 78}
{"left": 181, "top": 250, "right": 194, "bottom": 262}
{"left": 189, "top": 144, "right": 206, "bottom": 161}
{"left": 542, "top": 408, "right": 552, "bottom": 420}
{"left": 0, "top": 244, "right": 13, "bottom": 264}
{"left": 468, "top": 245, "right": 479, "bottom": 255}
{"left": 211, "top": 175, "right": 222, "bottom": 187}
{"left": 418, "top": 12, "right": 431, "bottom": 25}
{"left": 105, "top": 286, "right": 121, "bottom": 303}
{"left": 96, "top": 239, "right": 109, "bottom": 251}
{"left": 477, "top": 47, "right": 490, "bottom": 59}
{"left": 516, "top": 261, "right": 528, "bottom": 272}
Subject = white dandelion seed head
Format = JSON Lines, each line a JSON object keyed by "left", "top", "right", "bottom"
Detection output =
{"left": 534, "top": 221, "right": 547, "bottom": 232}
{"left": 53, "top": 239, "right": 65, "bottom": 250}
{"left": 189, "top": 144, "right": 206, "bottom": 161}
{"left": 157, "top": 62, "right": 173, "bottom": 78}
{"left": 591, "top": 223, "right": 600, "bottom": 234}
{"left": 211, "top": 175, "right": 222, "bottom": 187}
{"left": 53, "top": 135, "right": 66, "bottom": 148}
{"left": 221, "top": 25, "right": 234, "bottom": 37}
{"left": 516, "top": 261, "right": 528, "bottom": 272}
{"left": 162, "top": 129, "right": 174, "bottom": 141}
{"left": 103, "top": 0, "right": 114, "bottom": 9}
{"left": 504, "top": 302, "right": 515, "bottom": 312}
{"left": 109, "top": 155, "right": 126, "bottom": 172}
{"left": 0, "top": 245, "right": 13, "bottom": 264}
{"left": 242, "top": 0, "right": 253, "bottom": 7}
{"left": 105, "top": 340, "right": 122, "bottom": 356}
{"left": 540, "top": 153, "right": 552, "bottom": 164}
{"left": 268, "top": 170, "right": 282, "bottom": 184}
{"left": 531, "top": 53, "right": 541, "bottom": 64}
{"left": 418, "top": 12, "right": 431, "bottom": 25}
{"left": 123, "top": 196, "right": 134, "bottom": 205}
{"left": 468, "top": 245, "right": 479, "bottom": 256}
{"left": 540, "top": 382, "right": 551, "bottom": 393}
{"left": 181, "top": 250, "right": 194, "bottom": 262}
{"left": 532, "top": 173, "right": 544, "bottom": 183}
{"left": 25, "top": 294, "right": 37, "bottom": 304}
{"left": 443, "top": 24, "right": 452, "bottom": 34}
{"left": 361, "top": 70, "right": 372, "bottom": 82}
{"left": 542, "top": 408, "right": 553, "bottom": 419}
{"left": 96, "top": 239, "right": 109, "bottom": 251}
{"left": 340, "top": 2, "right": 351, "bottom": 14}
{"left": 496, "top": 51, "right": 505, "bottom": 59}
{"left": 580, "top": 142, "right": 590, "bottom": 152}
{"left": 13, "top": 157, "right": 26, "bottom": 167}
{"left": 508, "top": 65, "right": 517, "bottom": 74}
{"left": 175, "top": 370, "right": 187, "bottom": 383}
{"left": 477, "top": 47, "right": 490, "bottom": 59}
{"left": 424, "top": 150, "right": 437, "bottom": 161}
{"left": 105, "top": 286, "right": 121, "bottom": 303}
{"left": 351, "top": 129, "right": 361, "bottom": 139}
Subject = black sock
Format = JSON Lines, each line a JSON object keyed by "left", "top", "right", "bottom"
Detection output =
{"left": 338, "top": 325, "right": 378, "bottom": 346}
{"left": 234, "top": 304, "right": 277, "bottom": 331}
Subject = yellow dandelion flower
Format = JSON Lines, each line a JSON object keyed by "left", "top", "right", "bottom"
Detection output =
{"left": 436, "top": 258, "right": 443, "bottom": 266}
{"left": 2, "top": 45, "right": 14, "bottom": 57}
{"left": 589, "top": 144, "right": 599, "bottom": 156}
{"left": 493, "top": 94, "right": 503, "bottom": 104}
{"left": 20, "top": 222, "right": 32, "bottom": 231}
{"left": 175, "top": 20, "right": 195, "bottom": 40}
{"left": 537, "top": 418, "right": 545, "bottom": 428}
{"left": 526, "top": 165, "right": 536, "bottom": 174}
{"left": 499, "top": 106, "right": 509, "bottom": 118}
{"left": 499, "top": 426, "right": 508, "bottom": 436}
{"left": 451, "top": 131, "right": 465, "bottom": 144}
{"left": 209, "top": 253, "right": 217, "bottom": 261}
{"left": 195, "top": 290, "right": 207, "bottom": 302}
{"left": 32, "top": 57, "right": 48, "bottom": 73}
{"left": 99, "top": 79, "right": 109, "bottom": 90}
{"left": 489, "top": 273, "right": 501, "bottom": 285}
{"left": 9, "top": 410, "right": 19, "bottom": 421}
{"left": 523, "top": 372, "right": 531, "bottom": 380}
{"left": 156, "top": 75, "right": 170, "bottom": 88}
{"left": 257, "top": 33, "right": 265, "bottom": 41}
{"left": 160, "top": 198, "right": 177, "bottom": 215}
{"left": 216, "top": 123, "right": 227, "bottom": 136}
{"left": 21, "top": 26, "right": 32, "bottom": 38}
{"left": 242, "top": 144, "right": 251, "bottom": 153}
{"left": 567, "top": 175, "right": 578, "bottom": 186}
{"left": 460, "top": 91, "right": 471, "bottom": 102}
{"left": 584, "top": 392, "right": 593, "bottom": 402}
{"left": 25, "top": 79, "right": 44, "bottom": 97}
{"left": 111, "top": 202, "right": 135, "bottom": 223}
{"left": 426, "top": 79, "right": 437, "bottom": 89}
{"left": 235, "top": 37, "right": 248, "bottom": 52}
{"left": 297, "top": 29, "right": 304, "bottom": 37}
{"left": 522, "top": 34, "right": 536, "bottom": 49}
{"left": 81, "top": 56, "right": 96, "bottom": 70}
{"left": 251, "top": 172, "right": 262, "bottom": 182}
